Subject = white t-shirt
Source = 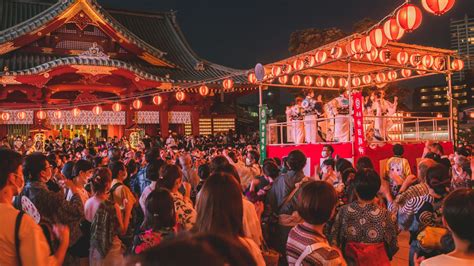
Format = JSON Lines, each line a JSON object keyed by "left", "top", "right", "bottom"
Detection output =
{"left": 84, "top": 196, "right": 103, "bottom": 222}
{"left": 139, "top": 182, "right": 156, "bottom": 214}
{"left": 421, "top": 254, "right": 474, "bottom": 266}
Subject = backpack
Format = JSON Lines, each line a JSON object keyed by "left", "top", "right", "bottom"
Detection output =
{"left": 90, "top": 200, "right": 117, "bottom": 258}
{"left": 295, "top": 242, "right": 330, "bottom": 266}
{"left": 344, "top": 242, "right": 390, "bottom": 266}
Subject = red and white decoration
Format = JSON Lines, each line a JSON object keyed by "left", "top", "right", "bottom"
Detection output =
{"left": 397, "top": 3, "right": 423, "bottom": 32}
{"left": 169, "top": 111, "right": 191, "bottom": 124}
{"left": 369, "top": 27, "right": 388, "bottom": 48}
{"left": 421, "top": 0, "right": 455, "bottom": 16}
{"left": 132, "top": 99, "right": 143, "bottom": 110}
{"left": 176, "top": 91, "right": 186, "bottom": 102}
{"left": 292, "top": 75, "right": 302, "bottom": 86}
{"left": 47, "top": 110, "right": 126, "bottom": 125}
{"left": 0, "top": 110, "right": 33, "bottom": 124}
{"left": 383, "top": 18, "right": 405, "bottom": 41}
{"left": 303, "top": 76, "right": 314, "bottom": 86}
{"left": 352, "top": 92, "right": 366, "bottom": 156}
{"left": 137, "top": 111, "right": 160, "bottom": 124}
{"left": 199, "top": 85, "right": 210, "bottom": 96}
{"left": 152, "top": 95, "right": 163, "bottom": 105}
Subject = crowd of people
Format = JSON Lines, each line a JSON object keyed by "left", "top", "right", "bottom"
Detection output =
{"left": 0, "top": 132, "right": 473, "bottom": 265}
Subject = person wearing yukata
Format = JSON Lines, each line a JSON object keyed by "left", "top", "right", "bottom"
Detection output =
{"left": 327, "top": 88, "right": 350, "bottom": 142}
{"left": 289, "top": 96, "right": 305, "bottom": 144}
{"left": 372, "top": 90, "right": 397, "bottom": 141}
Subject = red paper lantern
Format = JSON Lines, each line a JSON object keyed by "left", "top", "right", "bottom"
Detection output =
{"left": 132, "top": 99, "right": 143, "bottom": 110}
{"left": 222, "top": 79, "right": 234, "bottom": 89}
{"left": 360, "top": 36, "right": 373, "bottom": 53}
{"left": 326, "top": 77, "right": 336, "bottom": 87}
{"left": 366, "top": 48, "right": 379, "bottom": 62}
{"left": 72, "top": 108, "right": 81, "bottom": 117}
{"left": 283, "top": 64, "right": 293, "bottom": 74}
{"left": 422, "top": 55, "right": 434, "bottom": 68}
{"left": 291, "top": 75, "right": 302, "bottom": 86}
{"left": 369, "top": 27, "right": 388, "bottom": 48}
{"left": 293, "top": 59, "right": 304, "bottom": 71}
{"left": 401, "top": 69, "right": 413, "bottom": 78}
{"left": 362, "top": 75, "right": 373, "bottom": 85}
{"left": 271, "top": 66, "right": 282, "bottom": 77}
{"left": 410, "top": 53, "right": 422, "bottom": 67}
{"left": 315, "top": 50, "right": 328, "bottom": 63}
{"left": 378, "top": 48, "right": 391, "bottom": 63}
{"left": 303, "top": 76, "right": 314, "bottom": 86}
{"left": 17, "top": 111, "right": 26, "bottom": 120}
{"left": 396, "top": 51, "right": 409, "bottom": 65}
{"left": 387, "top": 71, "right": 398, "bottom": 81}
{"left": 451, "top": 59, "right": 464, "bottom": 71}
{"left": 36, "top": 110, "right": 46, "bottom": 120}
{"left": 112, "top": 102, "right": 122, "bottom": 112}
{"left": 176, "top": 91, "right": 186, "bottom": 102}
{"left": 352, "top": 77, "right": 361, "bottom": 87}
{"left": 1, "top": 112, "right": 10, "bottom": 121}
{"left": 350, "top": 38, "right": 363, "bottom": 54}
{"left": 248, "top": 73, "right": 257, "bottom": 84}
{"left": 315, "top": 77, "right": 325, "bottom": 87}
{"left": 433, "top": 57, "right": 446, "bottom": 70}
{"left": 375, "top": 72, "right": 387, "bottom": 83}
{"left": 353, "top": 53, "right": 364, "bottom": 60}
{"left": 152, "top": 95, "right": 163, "bottom": 105}
{"left": 338, "top": 78, "right": 348, "bottom": 88}
{"left": 397, "top": 3, "right": 423, "bottom": 32}
{"left": 279, "top": 75, "right": 289, "bottom": 84}
{"left": 417, "top": 65, "right": 428, "bottom": 75}
{"left": 53, "top": 110, "right": 62, "bottom": 119}
{"left": 304, "top": 55, "right": 316, "bottom": 67}
{"left": 345, "top": 43, "right": 354, "bottom": 56}
{"left": 383, "top": 18, "right": 405, "bottom": 41}
{"left": 330, "top": 46, "right": 343, "bottom": 59}
{"left": 421, "top": 0, "right": 455, "bottom": 16}
{"left": 92, "top": 106, "right": 102, "bottom": 116}
{"left": 199, "top": 85, "right": 210, "bottom": 96}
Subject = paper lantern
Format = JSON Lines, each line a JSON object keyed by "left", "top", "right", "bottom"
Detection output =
{"left": 92, "top": 106, "right": 103, "bottom": 115}
{"left": 112, "top": 102, "right": 122, "bottom": 112}
{"left": 303, "top": 76, "right": 314, "bottom": 86}
{"left": 330, "top": 46, "right": 343, "bottom": 59}
{"left": 360, "top": 36, "right": 373, "bottom": 53}
{"left": 279, "top": 75, "right": 289, "bottom": 84}
{"left": 199, "top": 85, "right": 210, "bottom": 96}
{"left": 366, "top": 48, "right": 379, "bottom": 62}
{"left": 176, "top": 91, "right": 186, "bottom": 102}
{"left": 421, "top": 0, "right": 455, "bottom": 16}
{"left": 315, "top": 50, "right": 328, "bottom": 63}
{"left": 422, "top": 55, "right": 434, "bottom": 68}
{"left": 293, "top": 59, "right": 304, "bottom": 71}
{"left": 378, "top": 48, "right": 391, "bottom": 63}
{"left": 17, "top": 111, "right": 26, "bottom": 120}
{"left": 152, "top": 95, "right": 163, "bottom": 105}
{"left": 417, "top": 65, "right": 428, "bottom": 75}
{"left": 283, "top": 64, "right": 293, "bottom": 74}
{"left": 315, "top": 77, "right": 325, "bottom": 87}
{"left": 353, "top": 53, "right": 364, "bottom": 60}
{"left": 1, "top": 112, "right": 10, "bottom": 121}
{"left": 291, "top": 75, "right": 302, "bottom": 86}
{"left": 401, "top": 69, "right": 413, "bottom": 78}
{"left": 222, "top": 79, "right": 234, "bottom": 89}
{"left": 362, "top": 75, "right": 373, "bottom": 85}
{"left": 387, "top": 71, "right": 398, "bottom": 81}
{"left": 383, "top": 18, "right": 405, "bottom": 41}
{"left": 352, "top": 77, "right": 361, "bottom": 87}
{"left": 410, "top": 53, "right": 422, "bottom": 67}
{"left": 433, "top": 57, "right": 446, "bottom": 70}
{"left": 326, "top": 77, "right": 336, "bottom": 87}
{"left": 345, "top": 43, "right": 354, "bottom": 56}
{"left": 36, "top": 110, "right": 46, "bottom": 120}
{"left": 369, "top": 27, "right": 388, "bottom": 48}
{"left": 132, "top": 99, "right": 143, "bottom": 110}
{"left": 396, "top": 51, "right": 409, "bottom": 65}
{"left": 72, "top": 108, "right": 81, "bottom": 117}
{"left": 338, "top": 78, "right": 348, "bottom": 88}
{"left": 350, "top": 38, "right": 363, "bottom": 54}
{"left": 375, "top": 72, "right": 387, "bottom": 83}
{"left": 304, "top": 55, "right": 316, "bottom": 67}
{"left": 397, "top": 3, "right": 423, "bottom": 32}
{"left": 247, "top": 73, "right": 257, "bottom": 84}
{"left": 451, "top": 59, "right": 464, "bottom": 71}
{"left": 271, "top": 66, "right": 282, "bottom": 77}
{"left": 53, "top": 110, "right": 62, "bottom": 119}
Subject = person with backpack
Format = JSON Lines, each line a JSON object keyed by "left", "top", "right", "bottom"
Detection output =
{"left": 0, "top": 149, "right": 70, "bottom": 266}
{"left": 286, "top": 181, "right": 345, "bottom": 265}
{"left": 329, "top": 168, "right": 398, "bottom": 266}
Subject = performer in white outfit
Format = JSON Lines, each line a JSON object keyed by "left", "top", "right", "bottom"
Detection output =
{"left": 289, "top": 97, "right": 305, "bottom": 144}
{"left": 372, "top": 90, "right": 398, "bottom": 141}
{"left": 302, "top": 92, "right": 317, "bottom": 144}
{"left": 327, "top": 89, "right": 350, "bottom": 142}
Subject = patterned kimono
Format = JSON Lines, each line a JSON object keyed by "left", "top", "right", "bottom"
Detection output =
{"left": 170, "top": 191, "right": 196, "bottom": 231}
{"left": 372, "top": 98, "right": 397, "bottom": 140}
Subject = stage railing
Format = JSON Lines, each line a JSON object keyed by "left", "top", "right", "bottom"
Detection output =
{"left": 266, "top": 115, "right": 451, "bottom": 146}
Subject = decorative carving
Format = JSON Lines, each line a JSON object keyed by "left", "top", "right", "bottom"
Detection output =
{"left": 47, "top": 110, "right": 126, "bottom": 125}
{"left": 0, "top": 110, "right": 33, "bottom": 125}
{"left": 169, "top": 111, "right": 191, "bottom": 124}
{"left": 194, "top": 61, "right": 205, "bottom": 71}
{"left": 0, "top": 42, "right": 16, "bottom": 55}
{"left": 74, "top": 91, "right": 98, "bottom": 102}
{"left": 79, "top": 42, "right": 110, "bottom": 59}
{"left": 0, "top": 76, "right": 21, "bottom": 85}
{"left": 70, "top": 11, "right": 95, "bottom": 31}
{"left": 137, "top": 111, "right": 160, "bottom": 124}
{"left": 73, "top": 65, "right": 116, "bottom": 76}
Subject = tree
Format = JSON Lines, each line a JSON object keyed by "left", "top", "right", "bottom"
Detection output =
{"left": 352, "top": 18, "right": 377, "bottom": 33}
{"left": 288, "top": 28, "right": 346, "bottom": 55}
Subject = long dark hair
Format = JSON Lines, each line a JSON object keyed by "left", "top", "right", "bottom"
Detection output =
{"left": 143, "top": 188, "right": 176, "bottom": 231}
{"left": 443, "top": 189, "right": 474, "bottom": 252}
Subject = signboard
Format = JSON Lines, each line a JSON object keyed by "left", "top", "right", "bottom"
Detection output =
{"left": 352, "top": 92, "right": 366, "bottom": 156}
{"left": 259, "top": 104, "right": 268, "bottom": 164}
{"left": 453, "top": 101, "right": 459, "bottom": 145}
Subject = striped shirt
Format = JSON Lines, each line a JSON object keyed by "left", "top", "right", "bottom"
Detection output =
{"left": 287, "top": 223, "right": 345, "bottom": 266}
{"left": 388, "top": 183, "right": 430, "bottom": 231}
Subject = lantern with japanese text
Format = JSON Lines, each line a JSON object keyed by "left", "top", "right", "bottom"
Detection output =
{"left": 247, "top": 73, "right": 257, "bottom": 84}
{"left": 451, "top": 59, "right": 464, "bottom": 71}
{"left": 362, "top": 75, "right": 373, "bottom": 85}
{"left": 176, "top": 91, "right": 186, "bottom": 102}
{"left": 36, "top": 110, "right": 47, "bottom": 120}
{"left": 152, "top": 95, "right": 163, "bottom": 105}
{"left": 1, "top": 112, "right": 10, "bottom": 121}
{"left": 92, "top": 106, "right": 102, "bottom": 116}
{"left": 401, "top": 69, "right": 413, "bottom": 78}
{"left": 330, "top": 46, "right": 343, "bottom": 59}
{"left": 369, "top": 27, "right": 388, "bottom": 48}
{"left": 223, "top": 79, "right": 234, "bottom": 89}
{"left": 304, "top": 55, "right": 316, "bottom": 67}
{"left": 397, "top": 51, "right": 409, "bottom": 65}
{"left": 72, "top": 108, "right": 81, "bottom": 117}
{"left": 132, "top": 99, "right": 143, "bottom": 110}
{"left": 291, "top": 75, "right": 302, "bottom": 86}
{"left": 422, "top": 55, "right": 434, "bottom": 68}
{"left": 199, "top": 85, "right": 210, "bottom": 96}
{"left": 271, "top": 66, "right": 282, "bottom": 77}
{"left": 352, "top": 77, "right": 361, "bottom": 87}
{"left": 378, "top": 48, "right": 391, "bottom": 63}
{"left": 53, "top": 110, "right": 62, "bottom": 119}
{"left": 387, "top": 71, "right": 398, "bottom": 81}
{"left": 303, "top": 76, "right": 314, "bottom": 86}
{"left": 17, "top": 111, "right": 26, "bottom": 120}
{"left": 293, "top": 59, "right": 304, "bottom": 71}
{"left": 375, "top": 72, "right": 387, "bottom": 83}
{"left": 410, "top": 53, "right": 422, "bottom": 67}
{"left": 112, "top": 102, "right": 122, "bottom": 112}
{"left": 397, "top": 3, "right": 423, "bottom": 32}
{"left": 326, "top": 77, "right": 336, "bottom": 87}
{"left": 360, "top": 36, "right": 373, "bottom": 53}
{"left": 383, "top": 18, "right": 405, "bottom": 41}
{"left": 366, "top": 48, "right": 379, "bottom": 62}
{"left": 421, "top": 0, "right": 455, "bottom": 16}
{"left": 315, "top": 77, "right": 325, "bottom": 87}
{"left": 433, "top": 57, "right": 446, "bottom": 70}
{"left": 315, "top": 50, "right": 328, "bottom": 63}
{"left": 279, "top": 75, "right": 289, "bottom": 84}
{"left": 338, "top": 78, "right": 348, "bottom": 88}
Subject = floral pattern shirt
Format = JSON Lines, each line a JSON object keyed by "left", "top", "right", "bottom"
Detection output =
{"left": 170, "top": 192, "right": 196, "bottom": 231}
{"left": 133, "top": 228, "right": 175, "bottom": 254}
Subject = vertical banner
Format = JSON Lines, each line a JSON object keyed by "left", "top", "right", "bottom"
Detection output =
{"left": 453, "top": 101, "right": 459, "bottom": 145}
{"left": 259, "top": 104, "right": 268, "bottom": 164}
{"left": 352, "top": 92, "right": 366, "bottom": 156}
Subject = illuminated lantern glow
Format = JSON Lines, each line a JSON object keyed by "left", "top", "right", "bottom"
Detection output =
{"left": 283, "top": 64, "right": 293, "bottom": 74}
{"left": 433, "top": 57, "right": 446, "bottom": 70}
{"left": 152, "top": 95, "right": 163, "bottom": 105}
{"left": 72, "top": 108, "right": 81, "bottom": 117}
{"left": 345, "top": 43, "right": 354, "bottom": 56}
{"left": 291, "top": 75, "right": 302, "bottom": 86}
{"left": 132, "top": 99, "right": 143, "bottom": 110}
{"left": 315, "top": 77, "right": 325, "bottom": 87}
{"left": 199, "top": 85, "right": 210, "bottom": 96}
{"left": 92, "top": 106, "right": 103, "bottom": 116}
{"left": 293, "top": 59, "right": 305, "bottom": 71}
{"left": 271, "top": 66, "right": 282, "bottom": 77}
{"left": 17, "top": 111, "right": 26, "bottom": 120}
{"left": 362, "top": 75, "right": 373, "bottom": 84}
{"left": 303, "top": 76, "right": 314, "bottom": 86}
{"left": 330, "top": 46, "right": 343, "bottom": 59}
{"left": 401, "top": 69, "right": 413, "bottom": 78}
{"left": 421, "top": 0, "right": 455, "bottom": 16}
{"left": 375, "top": 72, "right": 387, "bottom": 83}
{"left": 378, "top": 48, "right": 391, "bottom": 63}
{"left": 422, "top": 55, "right": 434, "bottom": 68}
{"left": 410, "top": 53, "right": 422, "bottom": 67}
{"left": 387, "top": 71, "right": 398, "bottom": 81}
{"left": 222, "top": 79, "right": 234, "bottom": 89}
{"left": 315, "top": 50, "right": 328, "bottom": 63}
{"left": 353, "top": 53, "right": 364, "bottom": 60}
{"left": 369, "top": 27, "right": 388, "bottom": 48}
{"left": 396, "top": 51, "right": 410, "bottom": 65}
{"left": 451, "top": 59, "right": 464, "bottom": 71}
{"left": 366, "top": 48, "right": 379, "bottom": 62}
{"left": 326, "top": 77, "right": 336, "bottom": 87}
{"left": 1, "top": 112, "right": 10, "bottom": 121}
{"left": 350, "top": 38, "right": 363, "bottom": 54}
{"left": 176, "top": 91, "right": 186, "bottom": 102}
{"left": 278, "top": 75, "right": 289, "bottom": 84}
{"left": 112, "top": 102, "right": 122, "bottom": 112}
{"left": 53, "top": 110, "right": 62, "bottom": 119}
{"left": 352, "top": 77, "right": 361, "bottom": 87}
{"left": 338, "top": 77, "right": 348, "bottom": 88}
{"left": 417, "top": 65, "right": 428, "bottom": 75}
{"left": 360, "top": 36, "right": 373, "bottom": 53}
{"left": 247, "top": 73, "right": 257, "bottom": 84}
{"left": 36, "top": 110, "right": 47, "bottom": 120}
{"left": 397, "top": 3, "right": 423, "bottom": 32}
{"left": 383, "top": 18, "right": 405, "bottom": 41}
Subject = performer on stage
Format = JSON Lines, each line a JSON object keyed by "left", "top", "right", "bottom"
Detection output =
{"left": 289, "top": 96, "right": 305, "bottom": 144}
{"left": 372, "top": 90, "right": 398, "bottom": 141}
{"left": 327, "top": 89, "right": 350, "bottom": 142}
{"left": 302, "top": 91, "right": 325, "bottom": 143}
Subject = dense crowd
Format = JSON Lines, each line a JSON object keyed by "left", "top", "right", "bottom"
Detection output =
{"left": 0, "top": 134, "right": 473, "bottom": 266}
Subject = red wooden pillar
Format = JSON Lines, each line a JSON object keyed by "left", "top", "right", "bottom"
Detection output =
{"left": 160, "top": 108, "right": 169, "bottom": 138}
{"left": 191, "top": 109, "right": 200, "bottom": 136}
